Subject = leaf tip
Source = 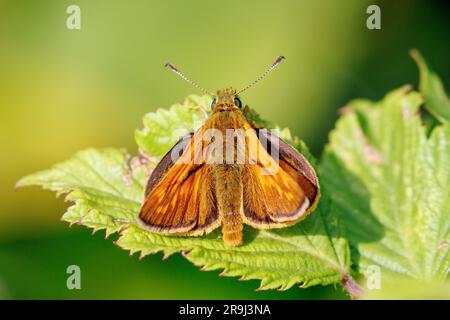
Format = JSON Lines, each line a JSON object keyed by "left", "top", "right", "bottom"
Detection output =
{"left": 338, "top": 105, "right": 353, "bottom": 115}
{"left": 409, "top": 48, "right": 421, "bottom": 62}
{"left": 13, "top": 181, "right": 22, "bottom": 192}
{"left": 437, "top": 240, "right": 448, "bottom": 251}
{"left": 409, "top": 48, "right": 427, "bottom": 75}
{"left": 181, "top": 250, "right": 190, "bottom": 258}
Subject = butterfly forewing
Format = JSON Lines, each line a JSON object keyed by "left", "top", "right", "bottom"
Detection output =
{"left": 138, "top": 129, "right": 220, "bottom": 235}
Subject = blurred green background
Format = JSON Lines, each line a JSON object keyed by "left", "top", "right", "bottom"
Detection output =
{"left": 0, "top": 0, "right": 449, "bottom": 299}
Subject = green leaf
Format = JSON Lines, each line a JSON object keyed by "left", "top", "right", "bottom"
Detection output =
{"left": 135, "top": 95, "right": 211, "bottom": 158}
{"left": 18, "top": 95, "right": 351, "bottom": 291}
{"left": 410, "top": 49, "right": 450, "bottom": 123}
{"left": 321, "top": 86, "right": 450, "bottom": 282}
{"left": 16, "top": 148, "right": 145, "bottom": 237}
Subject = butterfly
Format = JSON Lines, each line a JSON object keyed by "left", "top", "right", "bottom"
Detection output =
{"left": 137, "top": 56, "right": 320, "bottom": 246}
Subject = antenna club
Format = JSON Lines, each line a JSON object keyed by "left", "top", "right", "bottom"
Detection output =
{"left": 274, "top": 55, "right": 286, "bottom": 65}
{"left": 165, "top": 63, "right": 179, "bottom": 72}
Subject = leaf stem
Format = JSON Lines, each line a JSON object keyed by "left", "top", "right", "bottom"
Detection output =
{"left": 342, "top": 274, "right": 364, "bottom": 299}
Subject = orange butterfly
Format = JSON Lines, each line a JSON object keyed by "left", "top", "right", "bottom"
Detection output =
{"left": 138, "top": 56, "right": 320, "bottom": 246}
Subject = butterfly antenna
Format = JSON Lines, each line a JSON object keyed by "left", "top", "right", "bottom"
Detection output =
{"left": 165, "top": 63, "right": 212, "bottom": 95}
{"left": 237, "top": 55, "right": 285, "bottom": 95}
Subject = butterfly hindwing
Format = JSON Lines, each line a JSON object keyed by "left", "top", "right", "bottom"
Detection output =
{"left": 256, "top": 128, "right": 319, "bottom": 203}
{"left": 242, "top": 126, "right": 320, "bottom": 228}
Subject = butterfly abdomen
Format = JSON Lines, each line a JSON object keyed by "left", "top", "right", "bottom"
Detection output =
{"left": 213, "top": 164, "right": 244, "bottom": 246}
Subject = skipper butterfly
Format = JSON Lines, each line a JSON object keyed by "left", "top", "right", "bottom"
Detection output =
{"left": 138, "top": 56, "right": 320, "bottom": 246}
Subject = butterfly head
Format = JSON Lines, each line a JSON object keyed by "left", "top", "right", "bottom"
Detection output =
{"left": 211, "top": 88, "right": 242, "bottom": 111}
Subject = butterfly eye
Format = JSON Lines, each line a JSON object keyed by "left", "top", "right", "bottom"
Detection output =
{"left": 234, "top": 97, "right": 242, "bottom": 108}
{"left": 211, "top": 98, "right": 216, "bottom": 108}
